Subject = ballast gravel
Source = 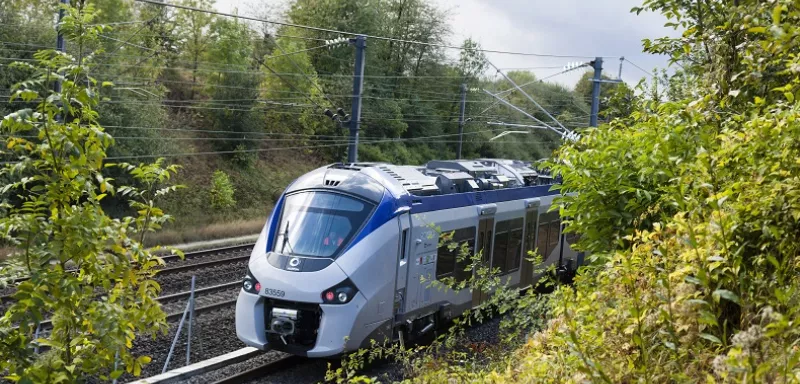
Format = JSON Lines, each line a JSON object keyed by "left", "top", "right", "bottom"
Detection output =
{"left": 117, "top": 304, "right": 243, "bottom": 383}
{"left": 157, "top": 259, "right": 247, "bottom": 296}
{"left": 188, "top": 317, "right": 505, "bottom": 384}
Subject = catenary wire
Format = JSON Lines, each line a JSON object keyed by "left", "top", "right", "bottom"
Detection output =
{"left": 133, "top": 0, "right": 599, "bottom": 59}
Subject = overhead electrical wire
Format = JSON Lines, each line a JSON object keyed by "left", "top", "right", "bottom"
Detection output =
{"left": 0, "top": 50, "right": 500, "bottom": 82}
{"left": 133, "top": 0, "right": 598, "bottom": 59}
{"left": 267, "top": 37, "right": 340, "bottom": 110}
{"left": 624, "top": 58, "right": 654, "bottom": 78}
{"left": 4, "top": 127, "right": 518, "bottom": 143}
{"left": 0, "top": 127, "right": 549, "bottom": 162}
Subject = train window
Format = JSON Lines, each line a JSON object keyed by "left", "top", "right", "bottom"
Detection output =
{"left": 486, "top": 230, "right": 493, "bottom": 264}
{"left": 453, "top": 227, "right": 476, "bottom": 282}
{"left": 275, "top": 192, "right": 375, "bottom": 258}
{"left": 524, "top": 211, "right": 537, "bottom": 260}
{"left": 436, "top": 227, "right": 476, "bottom": 280}
{"left": 564, "top": 218, "right": 580, "bottom": 246}
{"left": 547, "top": 220, "right": 561, "bottom": 257}
{"left": 436, "top": 241, "right": 456, "bottom": 279}
{"left": 400, "top": 229, "right": 408, "bottom": 260}
{"left": 537, "top": 219, "right": 549, "bottom": 259}
{"left": 507, "top": 218, "right": 524, "bottom": 272}
{"left": 492, "top": 218, "right": 524, "bottom": 275}
{"left": 492, "top": 221, "right": 510, "bottom": 273}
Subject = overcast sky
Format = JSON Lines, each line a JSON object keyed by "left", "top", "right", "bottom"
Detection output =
{"left": 214, "top": 0, "right": 676, "bottom": 88}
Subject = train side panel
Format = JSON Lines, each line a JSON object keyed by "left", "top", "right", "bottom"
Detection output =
{"left": 334, "top": 218, "right": 399, "bottom": 349}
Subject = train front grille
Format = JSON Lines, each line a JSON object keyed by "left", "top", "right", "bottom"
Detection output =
{"left": 264, "top": 298, "right": 321, "bottom": 354}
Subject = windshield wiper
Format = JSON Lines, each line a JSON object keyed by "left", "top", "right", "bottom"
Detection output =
{"left": 281, "top": 221, "right": 295, "bottom": 255}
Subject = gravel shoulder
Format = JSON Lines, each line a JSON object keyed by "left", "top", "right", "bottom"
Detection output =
{"left": 158, "top": 316, "right": 506, "bottom": 384}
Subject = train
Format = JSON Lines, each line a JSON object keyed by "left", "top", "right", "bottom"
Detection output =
{"left": 235, "top": 159, "right": 582, "bottom": 357}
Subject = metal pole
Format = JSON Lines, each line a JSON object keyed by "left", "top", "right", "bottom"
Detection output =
{"left": 112, "top": 296, "right": 125, "bottom": 384}
{"left": 618, "top": 56, "right": 624, "bottom": 80}
{"left": 163, "top": 299, "right": 191, "bottom": 373}
{"left": 185, "top": 276, "right": 196, "bottom": 366}
{"left": 457, "top": 83, "right": 467, "bottom": 160}
{"left": 590, "top": 57, "right": 603, "bottom": 127}
{"left": 55, "top": 0, "right": 69, "bottom": 93}
{"left": 33, "top": 323, "right": 41, "bottom": 354}
{"left": 348, "top": 35, "right": 366, "bottom": 164}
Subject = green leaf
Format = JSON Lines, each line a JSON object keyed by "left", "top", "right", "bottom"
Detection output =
{"left": 713, "top": 289, "right": 741, "bottom": 305}
{"left": 748, "top": 26, "right": 767, "bottom": 33}
{"left": 686, "top": 299, "right": 710, "bottom": 307}
{"left": 699, "top": 333, "right": 722, "bottom": 345}
{"left": 684, "top": 275, "right": 701, "bottom": 285}
{"left": 772, "top": 4, "right": 783, "bottom": 24}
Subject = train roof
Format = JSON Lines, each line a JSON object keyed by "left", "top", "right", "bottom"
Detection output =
{"left": 285, "top": 159, "right": 556, "bottom": 202}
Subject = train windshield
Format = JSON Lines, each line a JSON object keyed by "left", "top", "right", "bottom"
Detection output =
{"left": 274, "top": 191, "right": 375, "bottom": 258}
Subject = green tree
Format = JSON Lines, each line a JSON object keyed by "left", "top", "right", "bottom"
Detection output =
{"left": 203, "top": 18, "right": 264, "bottom": 155}
{"left": 209, "top": 170, "right": 236, "bottom": 210}
{"left": 0, "top": 3, "right": 179, "bottom": 381}
{"left": 175, "top": 0, "right": 215, "bottom": 100}
{"left": 573, "top": 70, "right": 618, "bottom": 123}
{"left": 525, "top": 0, "right": 800, "bottom": 382}
{"left": 0, "top": 0, "right": 57, "bottom": 118}
{"left": 259, "top": 27, "right": 334, "bottom": 155}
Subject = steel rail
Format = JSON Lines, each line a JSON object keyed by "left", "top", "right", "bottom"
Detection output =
{"left": 22, "top": 283, "right": 241, "bottom": 330}
{"left": 157, "top": 281, "right": 241, "bottom": 304}
{"left": 157, "top": 255, "right": 250, "bottom": 276}
{"left": 210, "top": 355, "right": 304, "bottom": 384}
{"left": 5, "top": 243, "right": 255, "bottom": 285}
{"left": 165, "top": 298, "right": 238, "bottom": 322}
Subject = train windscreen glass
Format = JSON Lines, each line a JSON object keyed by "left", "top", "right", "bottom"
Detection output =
{"left": 274, "top": 192, "right": 375, "bottom": 258}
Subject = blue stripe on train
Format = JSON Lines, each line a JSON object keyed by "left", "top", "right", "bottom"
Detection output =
{"left": 409, "top": 185, "right": 557, "bottom": 213}
{"left": 343, "top": 185, "right": 560, "bottom": 252}
{"left": 265, "top": 194, "right": 285, "bottom": 252}
{"left": 270, "top": 185, "right": 560, "bottom": 256}
{"left": 343, "top": 189, "right": 398, "bottom": 254}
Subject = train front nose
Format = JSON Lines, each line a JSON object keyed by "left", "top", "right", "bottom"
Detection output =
{"left": 235, "top": 255, "right": 366, "bottom": 357}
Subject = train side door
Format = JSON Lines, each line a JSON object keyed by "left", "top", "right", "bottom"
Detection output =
{"left": 393, "top": 213, "right": 411, "bottom": 317}
{"left": 471, "top": 204, "right": 496, "bottom": 308}
{"left": 404, "top": 217, "right": 437, "bottom": 313}
{"left": 520, "top": 198, "right": 540, "bottom": 289}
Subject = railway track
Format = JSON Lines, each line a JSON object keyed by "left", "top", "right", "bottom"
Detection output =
{"left": 3, "top": 243, "right": 253, "bottom": 286}
{"left": 18, "top": 280, "right": 241, "bottom": 331}
{"left": 2, "top": 243, "right": 254, "bottom": 327}
{"left": 210, "top": 355, "right": 304, "bottom": 384}
{"left": 0, "top": 243, "right": 254, "bottom": 307}
{"left": 157, "top": 254, "right": 250, "bottom": 276}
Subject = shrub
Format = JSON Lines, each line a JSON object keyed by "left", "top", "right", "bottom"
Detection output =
{"left": 328, "top": 1, "right": 800, "bottom": 382}
{"left": 209, "top": 170, "right": 236, "bottom": 210}
{"left": 518, "top": 1, "right": 800, "bottom": 382}
{"left": 0, "top": 3, "right": 180, "bottom": 381}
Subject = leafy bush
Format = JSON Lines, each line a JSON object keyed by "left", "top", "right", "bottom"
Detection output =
{"left": 209, "top": 170, "right": 236, "bottom": 210}
{"left": 328, "top": 1, "right": 800, "bottom": 383}
{"left": 515, "top": 1, "right": 800, "bottom": 382}
{"left": 0, "top": 3, "right": 180, "bottom": 381}
{"left": 326, "top": 226, "right": 554, "bottom": 383}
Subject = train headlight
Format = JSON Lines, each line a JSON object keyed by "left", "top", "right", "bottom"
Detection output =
{"left": 321, "top": 279, "right": 358, "bottom": 304}
{"left": 243, "top": 268, "right": 260, "bottom": 294}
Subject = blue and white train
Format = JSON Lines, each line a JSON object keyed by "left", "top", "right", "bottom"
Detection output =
{"left": 235, "top": 159, "right": 581, "bottom": 357}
